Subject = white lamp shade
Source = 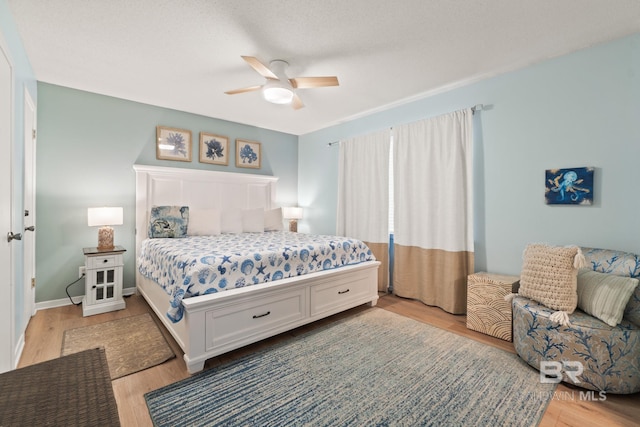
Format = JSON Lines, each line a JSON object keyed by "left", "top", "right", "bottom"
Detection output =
{"left": 88, "top": 207, "right": 123, "bottom": 227}
{"left": 282, "top": 207, "right": 303, "bottom": 220}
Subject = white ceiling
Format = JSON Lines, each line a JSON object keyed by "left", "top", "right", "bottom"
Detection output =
{"left": 7, "top": 0, "right": 640, "bottom": 135}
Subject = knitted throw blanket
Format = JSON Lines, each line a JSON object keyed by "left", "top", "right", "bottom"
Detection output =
{"left": 517, "top": 243, "right": 586, "bottom": 325}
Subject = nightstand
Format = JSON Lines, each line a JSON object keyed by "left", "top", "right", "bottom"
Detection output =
{"left": 82, "top": 246, "right": 126, "bottom": 316}
{"left": 466, "top": 272, "right": 520, "bottom": 341}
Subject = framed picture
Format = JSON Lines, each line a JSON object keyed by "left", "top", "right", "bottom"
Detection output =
{"left": 235, "top": 139, "right": 262, "bottom": 169}
{"left": 199, "top": 132, "right": 229, "bottom": 165}
{"left": 156, "top": 126, "right": 192, "bottom": 162}
{"left": 545, "top": 166, "right": 594, "bottom": 205}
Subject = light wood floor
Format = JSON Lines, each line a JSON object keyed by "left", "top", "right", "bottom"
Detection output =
{"left": 18, "top": 293, "right": 640, "bottom": 426}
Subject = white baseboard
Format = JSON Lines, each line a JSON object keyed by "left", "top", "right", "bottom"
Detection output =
{"left": 35, "top": 286, "right": 137, "bottom": 312}
{"left": 13, "top": 333, "right": 24, "bottom": 369}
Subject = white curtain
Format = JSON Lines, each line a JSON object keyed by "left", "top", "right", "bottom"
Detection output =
{"left": 392, "top": 109, "right": 474, "bottom": 314}
{"left": 337, "top": 128, "right": 391, "bottom": 291}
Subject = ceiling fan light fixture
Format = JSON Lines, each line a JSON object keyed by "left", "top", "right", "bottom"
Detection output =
{"left": 226, "top": 56, "right": 338, "bottom": 110}
{"left": 262, "top": 81, "right": 294, "bottom": 104}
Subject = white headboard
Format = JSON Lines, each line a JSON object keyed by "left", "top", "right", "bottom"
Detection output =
{"left": 133, "top": 165, "right": 279, "bottom": 259}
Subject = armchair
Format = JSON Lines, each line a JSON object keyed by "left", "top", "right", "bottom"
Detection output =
{"left": 512, "top": 247, "right": 640, "bottom": 394}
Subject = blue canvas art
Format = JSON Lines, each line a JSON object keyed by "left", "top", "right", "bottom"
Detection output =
{"left": 545, "top": 167, "right": 594, "bottom": 205}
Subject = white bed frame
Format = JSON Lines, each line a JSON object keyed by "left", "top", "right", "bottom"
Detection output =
{"left": 134, "top": 165, "right": 380, "bottom": 373}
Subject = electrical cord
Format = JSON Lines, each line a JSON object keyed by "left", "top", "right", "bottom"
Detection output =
{"left": 65, "top": 273, "right": 85, "bottom": 306}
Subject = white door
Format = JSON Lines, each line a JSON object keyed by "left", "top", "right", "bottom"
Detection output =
{"left": 0, "top": 34, "right": 15, "bottom": 373}
{"left": 23, "top": 88, "right": 36, "bottom": 320}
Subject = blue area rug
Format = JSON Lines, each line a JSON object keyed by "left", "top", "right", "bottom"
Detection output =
{"left": 145, "top": 308, "right": 555, "bottom": 426}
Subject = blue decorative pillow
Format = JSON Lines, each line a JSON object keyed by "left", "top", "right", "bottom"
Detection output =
{"left": 149, "top": 206, "right": 189, "bottom": 238}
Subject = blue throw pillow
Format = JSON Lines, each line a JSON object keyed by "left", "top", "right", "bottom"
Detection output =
{"left": 149, "top": 206, "right": 189, "bottom": 238}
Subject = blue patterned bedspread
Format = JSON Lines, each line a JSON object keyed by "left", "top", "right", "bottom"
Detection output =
{"left": 138, "top": 231, "right": 375, "bottom": 322}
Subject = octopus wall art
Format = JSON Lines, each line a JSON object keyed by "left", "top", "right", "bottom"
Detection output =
{"left": 545, "top": 166, "right": 594, "bottom": 205}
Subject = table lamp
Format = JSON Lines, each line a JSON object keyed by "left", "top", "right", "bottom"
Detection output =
{"left": 282, "top": 207, "right": 303, "bottom": 232}
{"left": 88, "top": 207, "right": 123, "bottom": 250}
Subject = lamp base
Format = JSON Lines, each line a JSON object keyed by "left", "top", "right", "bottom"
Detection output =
{"left": 288, "top": 219, "right": 298, "bottom": 233}
{"left": 97, "top": 226, "right": 115, "bottom": 250}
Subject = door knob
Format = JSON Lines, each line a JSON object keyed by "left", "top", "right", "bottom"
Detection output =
{"left": 25, "top": 226, "right": 35, "bottom": 232}
{"left": 7, "top": 232, "right": 22, "bottom": 242}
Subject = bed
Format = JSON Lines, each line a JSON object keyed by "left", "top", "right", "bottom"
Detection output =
{"left": 134, "top": 165, "right": 380, "bottom": 373}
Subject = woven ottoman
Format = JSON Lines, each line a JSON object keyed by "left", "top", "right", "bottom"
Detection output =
{"left": 467, "top": 272, "right": 520, "bottom": 341}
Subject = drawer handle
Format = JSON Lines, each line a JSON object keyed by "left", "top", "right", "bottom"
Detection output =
{"left": 103, "top": 259, "right": 108, "bottom": 263}
{"left": 338, "top": 289, "right": 350, "bottom": 294}
{"left": 252, "top": 311, "right": 271, "bottom": 319}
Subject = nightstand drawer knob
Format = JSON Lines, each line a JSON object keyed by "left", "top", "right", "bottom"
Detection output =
{"left": 103, "top": 259, "right": 108, "bottom": 263}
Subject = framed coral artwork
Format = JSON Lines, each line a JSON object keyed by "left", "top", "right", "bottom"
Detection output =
{"left": 545, "top": 166, "right": 594, "bottom": 205}
{"left": 199, "top": 133, "right": 229, "bottom": 165}
{"left": 156, "top": 126, "right": 192, "bottom": 162}
{"left": 235, "top": 139, "right": 261, "bottom": 169}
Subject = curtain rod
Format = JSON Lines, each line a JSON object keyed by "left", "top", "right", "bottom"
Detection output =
{"left": 327, "top": 104, "right": 484, "bottom": 147}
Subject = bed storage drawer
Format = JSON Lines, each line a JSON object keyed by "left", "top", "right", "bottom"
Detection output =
{"left": 205, "top": 288, "right": 307, "bottom": 351}
{"left": 310, "top": 270, "right": 373, "bottom": 316}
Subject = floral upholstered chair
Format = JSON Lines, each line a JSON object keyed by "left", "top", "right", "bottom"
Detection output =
{"left": 512, "top": 247, "right": 640, "bottom": 394}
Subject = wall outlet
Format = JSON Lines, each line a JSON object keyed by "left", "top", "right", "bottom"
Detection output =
{"left": 78, "top": 266, "right": 86, "bottom": 278}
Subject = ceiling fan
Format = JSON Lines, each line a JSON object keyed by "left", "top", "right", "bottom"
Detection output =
{"left": 224, "top": 56, "right": 339, "bottom": 109}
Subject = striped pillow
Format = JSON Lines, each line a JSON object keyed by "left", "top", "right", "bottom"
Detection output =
{"left": 577, "top": 269, "right": 639, "bottom": 327}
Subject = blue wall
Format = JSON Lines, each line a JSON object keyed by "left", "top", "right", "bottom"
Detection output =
{"left": 0, "top": 0, "right": 37, "bottom": 355}
{"left": 10, "top": 2, "right": 640, "bottom": 303}
{"left": 299, "top": 34, "right": 640, "bottom": 276}
{"left": 36, "top": 83, "right": 298, "bottom": 302}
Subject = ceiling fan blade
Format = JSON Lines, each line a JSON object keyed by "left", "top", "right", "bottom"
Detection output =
{"left": 291, "top": 93, "right": 305, "bottom": 110}
{"left": 224, "top": 85, "right": 263, "bottom": 95}
{"left": 290, "top": 76, "right": 339, "bottom": 89}
{"left": 241, "top": 56, "right": 278, "bottom": 80}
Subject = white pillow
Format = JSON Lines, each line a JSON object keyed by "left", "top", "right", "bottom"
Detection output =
{"left": 519, "top": 243, "right": 580, "bottom": 313}
{"left": 242, "top": 208, "right": 265, "bottom": 232}
{"left": 221, "top": 209, "right": 242, "bottom": 233}
{"left": 264, "top": 207, "right": 284, "bottom": 231}
{"left": 188, "top": 208, "right": 221, "bottom": 236}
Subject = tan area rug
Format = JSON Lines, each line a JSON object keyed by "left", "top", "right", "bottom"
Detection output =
{"left": 62, "top": 313, "right": 175, "bottom": 380}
